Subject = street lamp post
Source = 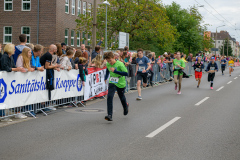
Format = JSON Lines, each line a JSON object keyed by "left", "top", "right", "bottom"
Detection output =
{"left": 215, "top": 25, "right": 225, "bottom": 55}
{"left": 103, "top": 1, "right": 110, "bottom": 51}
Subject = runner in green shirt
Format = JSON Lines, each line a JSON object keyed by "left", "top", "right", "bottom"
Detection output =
{"left": 173, "top": 52, "right": 185, "bottom": 94}
{"left": 104, "top": 52, "right": 129, "bottom": 121}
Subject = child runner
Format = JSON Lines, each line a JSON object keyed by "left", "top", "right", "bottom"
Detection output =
{"left": 228, "top": 57, "right": 234, "bottom": 76}
{"left": 220, "top": 56, "right": 227, "bottom": 75}
{"left": 206, "top": 57, "right": 218, "bottom": 89}
{"left": 104, "top": 52, "right": 129, "bottom": 121}
{"left": 135, "top": 48, "right": 151, "bottom": 100}
{"left": 193, "top": 56, "right": 204, "bottom": 88}
{"left": 173, "top": 52, "right": 185, "bottom": 94}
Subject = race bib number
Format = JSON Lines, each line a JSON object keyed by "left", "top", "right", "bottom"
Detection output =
{"left": 196, "top": 68, "right": 201, "bottom": 72}
{"left": 110, "top": 77, "right": 119, "bottom": 84}
{"left": 139, "top": 66, "right": 145, "bottom": 71}
{"left": 210, "top": 67, "right": 215, "bottom": 71}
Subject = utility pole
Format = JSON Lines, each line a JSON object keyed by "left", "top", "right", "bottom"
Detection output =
{"left": 227, "top": 36, "right": 229, "bottom": 56}
{"left": 92, "top": 0, "right": 97, "bottom": 50}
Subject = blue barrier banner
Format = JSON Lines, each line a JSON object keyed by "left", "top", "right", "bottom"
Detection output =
{"left": 0, "top": 70, "right": 84, "bottom": 109}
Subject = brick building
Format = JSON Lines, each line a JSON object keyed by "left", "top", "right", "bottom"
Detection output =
{"left": 0, "top": 0, "right": 101, "bottom": 48}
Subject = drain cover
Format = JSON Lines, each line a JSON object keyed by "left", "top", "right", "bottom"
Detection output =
{"left": 65, "top": 108, "right": 105, "bottom": 114}
{"left": 76, "top": 109, "right": 104, "bottom": 113}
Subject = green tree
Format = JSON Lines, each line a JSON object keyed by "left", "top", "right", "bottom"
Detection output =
{"left": 220, "top": 39, "right": 233, "bottom": 56}
{"left": 75, "top": 0, "right": 177, "bottom": 56}
{"left": 165, "top": 2, "right": 205, "bottom": 55}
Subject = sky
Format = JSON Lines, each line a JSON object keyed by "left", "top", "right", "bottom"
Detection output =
{"left": 161, "top": 0, "right": 240, "bottom": 42}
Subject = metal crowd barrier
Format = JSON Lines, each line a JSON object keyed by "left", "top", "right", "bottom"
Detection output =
{"left": 0, "top": 61, "right": 230, "bottom": 120}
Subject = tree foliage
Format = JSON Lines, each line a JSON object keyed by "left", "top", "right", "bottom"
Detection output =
{"left": 75, "top": 0, "right": 210, "bottom": 56}
{"left": 220, "top": 39, "right": 233, "bottom": 56}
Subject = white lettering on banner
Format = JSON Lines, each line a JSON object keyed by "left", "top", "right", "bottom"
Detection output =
{"left": 0, "top": 70, "right": 84, "bottom": 109}
{"left": 84, "top": 67, "right": 108, "bottom": 100}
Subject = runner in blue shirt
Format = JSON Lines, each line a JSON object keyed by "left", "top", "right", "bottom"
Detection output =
{"left": 135, "top": 49, "right": 151, "bottom": 100}
{"left": 220, "top": 56, "right": 227, "bottom": 75}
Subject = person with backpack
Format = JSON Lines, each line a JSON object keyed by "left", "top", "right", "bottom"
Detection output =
{"left": 193, "top": 56, "right": 204, "bottom": 88}
{"left": 206, "top": 57, "right": 218, "bottom": 90}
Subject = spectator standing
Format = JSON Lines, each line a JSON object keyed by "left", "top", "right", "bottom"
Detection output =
{"left": 81, "top": 44, "right": 91, "bottom": 66}
{"left": 182, "top": 54, "right": 188, "bottom": 63}
{"left": 13, "top": 34, "right": 27, "bottom": 64}
{"left": 97, "top": 37, "right": 104, "bottom": 46}
{"left": 131, "top": 52, "right": 137, "bottom": 64}
{"left": 16, "top": 47, "right": 35, "bottom": 72}
{"left": 1, "top": 44, "right": 26, "bottom": 72}
{"left": 60, "top": 49, "right": 74, "bottom": 71}
{"left": 1, "top": 44, "right": 26, "bottom": 120}
{"left": 61, "top": 43, "right": 67, "bottom": 55}
{"left": 78, "top": 57, "right": 88, "bottom": 87}
{"left": 40, "top": 44, "right": 60, "bottom": 70}
{"left": 187, "top": 53, "right": 193, "bottom": 62}
{"left": 92, "top": 46, "right": 101, "bottom": 60}
{"left": 73, "top": 49, "right": 82, "bottom": 69}
{"left": 31, "top": 45, "right": 44, "bottom": 71}
{"left": 0, "top": 43, "right": 2, "bottom": 66}
{"left": 56, "top": 43, "right": 63, "bottom": 58}
{"left": 114, "top": 52, "right": 120, "bottom": 60}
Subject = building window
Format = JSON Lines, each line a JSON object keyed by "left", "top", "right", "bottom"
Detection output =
{"left": 4, "top": 0, "right": 13, "bottom": 11}
{"left": 77, "top": 32, "right": 80, "bottom": 47}
{"left": 22, "top": 0, "right": 31, "bottom": 11}
{"left": 65, "top": 0, "right": 69, "bottom": 14}
{"left": 3, "top": 26, "right": 12, "bottom": 44}
{"left": 88, "top": 3, "right": 92, "bottom": 16}
{"left": 88, "top": 33, "right": 91, "bottom": 46}
{"left": 72, "top": 0, "right": 75, "bottom": 15}
{"left": 82, "top": 32, "right": 85, "bottom": 44}
{"left": 71, "top": 30, "right": 75, "bottom": 46}
{"left": 83, "top": 2, "right": 86, "bottom": 16}
{"left": 77, "top": 0, "right": 81, "bottom": 15}
{"left": 65, "top": 29, "right": 69, "bottom": 45}
{"left": 21, "top": 27, "right": 30, "bottom": 43}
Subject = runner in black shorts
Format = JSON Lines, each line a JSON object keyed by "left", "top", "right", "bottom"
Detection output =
{"left": 135, "top": 49, "right": 151, "bottom": 100}
{"left": 206, "top": 57, "right": 218, "bottom": 90}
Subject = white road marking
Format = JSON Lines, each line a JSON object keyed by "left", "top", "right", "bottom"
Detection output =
{"left": 195, "top": 97, "right": 209, "bottom": 106}
{"left": 227, "top": 81, "right": 232, "bottom": 84}
{"left": 146, "top": 117, "right": 181, "bottom": 138}
{"left": 234, "top": 77, "right": 238, "bottom": 79}
{"left": 216, "top": 86, "right": 224, "bottom": 92}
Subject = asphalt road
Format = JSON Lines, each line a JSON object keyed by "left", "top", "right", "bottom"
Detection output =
{"left": 1, "top": 67, "right": 240, "bottom": 160}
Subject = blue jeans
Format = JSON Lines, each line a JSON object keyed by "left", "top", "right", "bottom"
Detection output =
{"left": 107, "top": 83, "right": 127, "bottom": 116}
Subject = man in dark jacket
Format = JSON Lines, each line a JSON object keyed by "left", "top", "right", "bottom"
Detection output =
{"left": 91, "top": 46, "right": 101, "bottom": 60}
{"left": 13, "top": 34, "right": 27, "bottom": 64}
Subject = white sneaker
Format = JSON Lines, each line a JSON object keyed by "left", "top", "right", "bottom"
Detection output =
{"left": 1, "top": 118, "right": 13, "bottom": 122}
{"left": 48, "top": 106, "right": 57, "bottom": 111}
{"left": 15, "top": 113, "right": 27, "bottom": 119}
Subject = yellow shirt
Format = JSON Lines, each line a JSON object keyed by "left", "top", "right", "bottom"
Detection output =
{"left": 228, "top": 60, "right": 234, "bottom": 66}
{"left": 182, "top": 57, "right": 187, "bottom": 63}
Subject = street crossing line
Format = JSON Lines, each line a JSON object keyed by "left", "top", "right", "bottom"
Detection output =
{"left": 234, "top": 77, "right": 238, "bottom": 79}
{"left": 146, "top": 117, "right": 181, "bottom": 138}
{"left": 227, "top": 81, "right": 232, "bottom": 84}
{"left": 195, "top": 97, "right": 209, "bottom": 106}
{"left": 216, "top": 86, "right": 224, "bottom": 92}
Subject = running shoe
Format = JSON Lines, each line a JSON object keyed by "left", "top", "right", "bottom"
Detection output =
{"left": 124, "top": 103, "right": 129, "bottom": 116}
{"left": 230, "top": 75, "right": 231, "bottom": 76}
{"left": 197, "top": 86, "right": 199, "bottom": 88}
{"left": 177, "top": 91, "right": 181, "bottom": 94}
{"left": 175, "top": 84, "right": 177, "bottom": 90}
{"left": 136, "top": 96, "right": 142, "bottom": 100}
{"left": 210, "top": 87, "right": 213, "bottom": 90}
{"left": 105, "top": 115, "right": 112, "bottom": 121}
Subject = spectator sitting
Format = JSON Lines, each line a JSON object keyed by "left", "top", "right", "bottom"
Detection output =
{"left": 131, "top": 52, "right": 137, "bottom": 64}
{"left": 73, "top": 49, "right": 82, "bottom": 69}
{"left": 16, "top": 47, "right": 35, "bottom": 72}
{"left": 31, "top": 44, "right": 44, "bottom": 71}
{"left": 13, "top": 34, "right": 27, "bottom": 64}
{"left": 60, "top": 49, "right": 74, "bottom": 71}
{"left": 92, "top": 45, "right": 101, "bottom": 60}
{"left": 61, "top": 42, "right": 66, "bottom": 54}
{"left": 1, "top": 44, "right": 26, "bottom": 72}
